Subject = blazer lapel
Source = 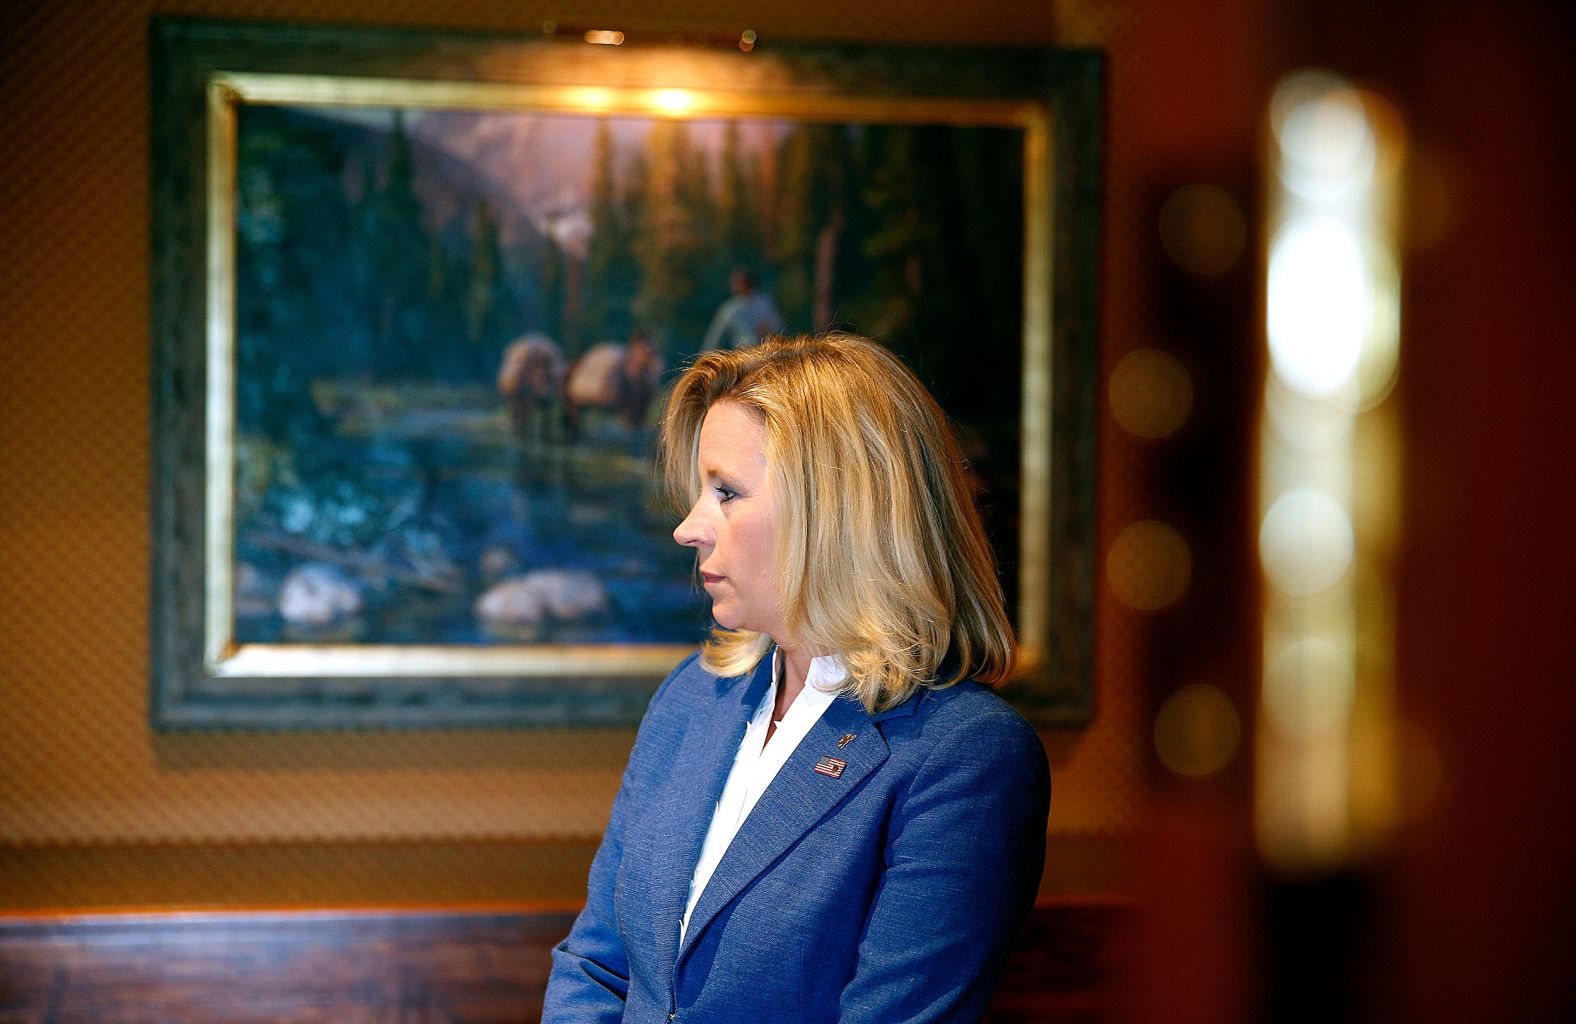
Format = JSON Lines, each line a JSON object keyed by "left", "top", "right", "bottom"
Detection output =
{"left": 677, "top": 692, "right": 891, "bottom": 959}
{"left": 650, "top": 655, "right": 773, "bottom": 985}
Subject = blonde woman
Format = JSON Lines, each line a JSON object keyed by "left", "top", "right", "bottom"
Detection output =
{"left": 544, "top": 333, "right": 1050, "bottom": 1024}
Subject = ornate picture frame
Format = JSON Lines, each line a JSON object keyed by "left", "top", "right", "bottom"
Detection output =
{"left": 149, "top": 18, "right": 1102, "bottom": 729}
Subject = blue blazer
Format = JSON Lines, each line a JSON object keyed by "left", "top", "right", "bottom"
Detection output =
{"left": 543, "top": 651, "right": 1050, "bottom": 1024}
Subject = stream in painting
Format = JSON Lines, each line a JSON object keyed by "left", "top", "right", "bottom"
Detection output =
{"left": 231, "top": 381, "right": 710, "bottom": 647}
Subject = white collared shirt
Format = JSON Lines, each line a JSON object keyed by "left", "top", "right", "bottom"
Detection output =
{"left": 678, "top": 651, "right": 846, "bottom": 944}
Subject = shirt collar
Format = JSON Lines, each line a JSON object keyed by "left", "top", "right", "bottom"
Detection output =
{"left": 758, "top": 648, "right": 846, "bottom": 724}
{"left": 770, "top": 647, "right": 848, "bottom": 693}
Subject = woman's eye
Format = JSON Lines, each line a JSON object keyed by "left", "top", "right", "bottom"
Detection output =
{"left": 715, "top": 486, "right": 739, "bottom": 503}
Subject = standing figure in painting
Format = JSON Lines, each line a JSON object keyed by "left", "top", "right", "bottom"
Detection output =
{"left": 543, "top": 333, "right": 1051, "bottom": 1024}
{"left": 497, "top": 332, "right": 568, "bottom": 444}
{"left": 564, "top": 328, "right": 666, "bottom": 441}
{"left": 699, "top": 268, "right": 785, "bottom": 351}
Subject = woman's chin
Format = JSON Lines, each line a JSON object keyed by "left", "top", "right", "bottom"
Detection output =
{"left": 710, "top": 609, "right": 760, "bottom": 635}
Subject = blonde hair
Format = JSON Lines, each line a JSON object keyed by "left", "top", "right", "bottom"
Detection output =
{"left": 661, "top": 332, "right": 1014, "bottom": 713}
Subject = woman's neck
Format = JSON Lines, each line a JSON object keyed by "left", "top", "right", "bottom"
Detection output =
{"left": 773, "top": 644, "right": 813, "bottom": 722}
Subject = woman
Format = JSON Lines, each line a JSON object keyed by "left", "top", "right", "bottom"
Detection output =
{"left": 543, "top": 333, "right": 1050, "bottom": 1024}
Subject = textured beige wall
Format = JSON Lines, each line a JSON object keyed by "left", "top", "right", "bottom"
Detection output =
{"left": 0, "top": 0, "right": 1155, "bottom": 908}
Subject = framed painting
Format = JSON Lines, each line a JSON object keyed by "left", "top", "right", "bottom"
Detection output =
{"left": 149, "top": 18, "right": 1102, "bottom": 729}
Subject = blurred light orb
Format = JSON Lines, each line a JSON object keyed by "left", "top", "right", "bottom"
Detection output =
{"left": 1108, "top": 520, "right": 1192, "bottom": 611}
{"left": 1159, "top": 183, "right": 1248, "bottom": 277}
{"left": 1109, "top": 348, "right": 1193, "bottom": 439}
{"left": 1264, "top": 638, "right": 1355, "bottom": 739}
{"left": 1155, "top": 683, "right": 1241, "bottom": 777}
{"left": 1260, "top": 488, "right": 1353, "bottom": 596}
{"left": 1271, "top": 71, "right": 1376, "bottom": 202}
{"left": 1267, "top": 217, "right": 1368, "bottom": 397}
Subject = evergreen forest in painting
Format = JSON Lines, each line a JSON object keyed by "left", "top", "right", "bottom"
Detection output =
{"left": 231, "top": 103, "right": 1024, "bottom": 647}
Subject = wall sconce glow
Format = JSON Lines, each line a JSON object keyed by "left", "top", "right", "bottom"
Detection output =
{"left": 584, "top": 29, "right": 626, "bottom": 45}
{"left": 563, "top": 87, "right": 617, "bottom": 112}
{"left": 1257, "top": 69, "right": 1407, "bottom": 876}
{"left": 649, "top": 89, "right": 697, "bottom": 115}
{"left": 1267, "top": 218, "right": 1368, "bottom": 397}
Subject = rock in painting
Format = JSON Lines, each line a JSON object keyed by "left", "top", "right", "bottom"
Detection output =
{"left": 278, "top": 563, "right": 364, "bottom": 626}
{"left": 475, "top": 570, "right": 609, "bottom": 626}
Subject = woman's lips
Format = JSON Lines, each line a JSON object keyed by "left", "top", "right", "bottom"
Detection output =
{"left": 699, "top": 572, "right": 725, "bottom": 586}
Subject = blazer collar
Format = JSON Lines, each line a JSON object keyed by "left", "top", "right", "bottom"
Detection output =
{"left": 677, "top": 685, "right": 892, "bottom": 961}
{"left": 650, "top": 652, "right": 773, "bottom": 982}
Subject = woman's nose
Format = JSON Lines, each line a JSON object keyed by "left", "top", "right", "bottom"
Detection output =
{"left": 673, "top": 503, "right": 709, "bottom": 548}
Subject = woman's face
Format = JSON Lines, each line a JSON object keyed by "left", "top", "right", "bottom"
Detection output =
{"left": 673, "top": 400, "right": 785, "bottom": 639}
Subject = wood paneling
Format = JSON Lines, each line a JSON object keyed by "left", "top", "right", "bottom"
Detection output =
{"left": 0, "top": 904, "right": 1127, "bottom": 1023}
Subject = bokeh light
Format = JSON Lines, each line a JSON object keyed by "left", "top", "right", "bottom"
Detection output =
{"left": 1271, "top": 71, "right": 1376, "bottom": 203}
{"left": 1264, "top": 638, "right": 1355, "bottom": 740}
{"left": 1155, "top": 683, "right": 1241, "bottom": 777}
{"left": 1107, "top": 520, "right": 1191, "bottom": 611}
{"left": 1267, "top": 216, "right": 1368, "bottom": 398}
{"left": 1109, "top": 348, "right": 1193, "bottom": 439}
{"left": 1159, "top": 183, "right": 1248, "bottom": 277}
{"left": 1258, "top": 67, "right": 1406, "bottom": 876}
{"left": 1259, "top": 488, "right": 1353, "bottom": 597}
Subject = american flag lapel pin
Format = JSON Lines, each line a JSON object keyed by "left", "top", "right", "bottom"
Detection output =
{"left": 814, "top": 755, "right": 848, "bottom": 778}
{"left": 837, "top": 733, "right": 856, "bottom": 749}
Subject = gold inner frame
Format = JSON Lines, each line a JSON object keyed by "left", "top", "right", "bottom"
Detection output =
{"left": 203, "top": 72, "right": 1054, "bottom": 680}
